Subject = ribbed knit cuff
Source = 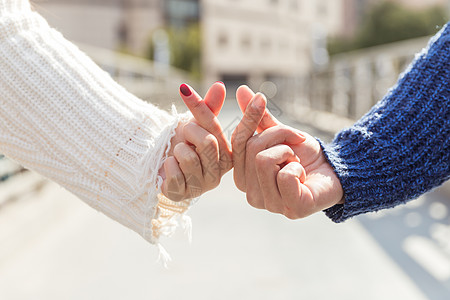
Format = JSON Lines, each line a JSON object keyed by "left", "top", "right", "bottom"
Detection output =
{"left": 319, "top": 138, "right": 415, "bottom": 223}
{"left": 319, "top": 140, "right": 350, "bottom": 223}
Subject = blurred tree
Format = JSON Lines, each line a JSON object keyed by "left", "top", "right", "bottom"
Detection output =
{"left": 328, "top": 1, "right": 448, "bottom": 55}
{"left": 147, "top": 23, "right": 202, "bottom": 79}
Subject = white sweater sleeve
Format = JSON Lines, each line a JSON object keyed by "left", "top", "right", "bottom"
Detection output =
{"left": 0, "top": 0, "right": 194, "bottom": 246}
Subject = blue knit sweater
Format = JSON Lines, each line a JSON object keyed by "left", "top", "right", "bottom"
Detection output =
{"left": 322, "top": 22, "right": 450, "bottom": 223}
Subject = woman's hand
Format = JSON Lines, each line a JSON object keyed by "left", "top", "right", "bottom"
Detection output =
{"left": 160, "top": 82, "right": 232, "bottom": 201}
{"left": 232, "top": 86, "right": 344, "bottom": 219}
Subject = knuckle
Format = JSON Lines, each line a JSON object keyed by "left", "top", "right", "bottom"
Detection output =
{"left": 236, "top": 182, "right": 246, "bottom": 192}
{"left": 173, "top": 143, "right": 186, "bottom": 157}
{"left": 247, "top": 194, "right": 264, "bottom": 209}
{"left": 255, "top": 152, "right": 273, "bottom": 171}
{"left": 277, "top": 126, "right": 295, "bottom": 137}
{"left": 183, "top": 122, "right": 196, "bottom": 132}
{"left": 282, "top": 144, "right": 295, "bottom": 156}
{"left": 206, "top": 177, "right": 221, "bottom": 191}
{"left": 283, "top": 205, "right": 303, "bottom": 219}
{"left": 265, "top": 203, "right": 282, "bottom": 214}
{"left": 277, "top": 169, "right": 294, "bottom": 183}
{"left": 277, "top": 125, "right": 290, "bottom": 133}
{"left": 284, "top": 211, "right": 299, "bottom": 220}
{"left": 201, "top": 134, "right": 218, "bottom": 150}
{"left": 173, "top": 142, "right": 182, "bottom": 153}
{"left": 180, "top": 152, "right": 199, "bottom": 168}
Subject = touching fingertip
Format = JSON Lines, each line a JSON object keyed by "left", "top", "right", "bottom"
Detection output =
{"left": 256, "top": 92, "right": 267, "bottom": 100}
{"left": 251, "top": 93, "right": 267, "bottom": 110}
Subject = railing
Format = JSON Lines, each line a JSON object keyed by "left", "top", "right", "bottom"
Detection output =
{"left": 78, "top": 43, "right": 196, "bottom": 108}
{"left": 274, "top": 36, "right": 431, "bottom": 133}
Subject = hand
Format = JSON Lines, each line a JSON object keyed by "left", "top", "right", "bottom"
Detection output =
{"left": 231, "top": 86, "right": 344, "bottom": 219}
{"left": 160, "top": 82, "right": 232, "bottom": 201}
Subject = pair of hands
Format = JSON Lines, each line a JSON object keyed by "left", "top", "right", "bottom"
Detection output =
{"left": 160, "top": 82, "right": 344, "bottom": 219}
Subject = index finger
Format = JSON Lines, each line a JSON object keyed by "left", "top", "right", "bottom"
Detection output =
{"left": 180, "top": 83, "right": 232, "bottom": 173}
{"left": 179, "top": 83, "right": 223, "bottom": 137}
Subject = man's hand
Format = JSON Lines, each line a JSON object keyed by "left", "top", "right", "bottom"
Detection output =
{"left": 231, "top": 85, "right": 344, "bottom": 219}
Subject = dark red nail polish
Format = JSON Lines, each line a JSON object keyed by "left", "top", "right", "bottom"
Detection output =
{"left": 180, "top": 84, "right": 192, "bottom": 97}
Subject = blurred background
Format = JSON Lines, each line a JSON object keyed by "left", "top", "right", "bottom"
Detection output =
{"left": 0, "top": 0, "right": 449, "bottom": 299}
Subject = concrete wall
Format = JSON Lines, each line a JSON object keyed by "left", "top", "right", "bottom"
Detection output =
{"left": 35, "top": 1, "right": 163, "bottom": 55}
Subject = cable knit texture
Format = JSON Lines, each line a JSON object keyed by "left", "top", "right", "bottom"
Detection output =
{"left": 0, "top": 0, "right": 194, "bottom": 246}
{"left": 322, "top": 22, "right": 450, "bottom": 222}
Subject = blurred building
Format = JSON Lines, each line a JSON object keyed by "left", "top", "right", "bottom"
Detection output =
{"left": 36, "top": 0, "right": 347, "bottom": 91}
{"left": 201, "top": 0, "right": 344, "bottom": 92}
{"left": 36, "top": 0, "right": 200, "bottom": 54}
{"left": 35, "top": 0, "right": 164, "bottom": 53}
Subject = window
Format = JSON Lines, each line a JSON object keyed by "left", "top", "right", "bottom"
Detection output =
{"left": 217, "top": 32, "right": 229, "bottom": 48}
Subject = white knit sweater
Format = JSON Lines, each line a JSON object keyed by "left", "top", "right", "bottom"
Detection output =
{"left": 0, "top": 0, "right": 194, "bottom": 250}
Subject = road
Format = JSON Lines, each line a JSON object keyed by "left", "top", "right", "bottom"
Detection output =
{"left": 0, "top": 101, "right": 448, "bottom": 300}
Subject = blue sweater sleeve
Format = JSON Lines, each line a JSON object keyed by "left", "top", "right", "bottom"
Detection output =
{"left": 322, "top": 22, "right": 450, "bottom": 223}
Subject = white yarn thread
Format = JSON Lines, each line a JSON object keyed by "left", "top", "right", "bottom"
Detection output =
{"left": 0, "top": 1, "right": 198, "bottom": 265}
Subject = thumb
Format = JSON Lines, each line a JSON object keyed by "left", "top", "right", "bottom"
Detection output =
{"left": 236, "top": 85, "right": 280, "bottom": 132}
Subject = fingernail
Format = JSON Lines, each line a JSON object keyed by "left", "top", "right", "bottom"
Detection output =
{"left": 216, "top": 81, "right": 224, "bottom": 85}
{"left": 180, "top": 84, "right": 192, "bottom": 97}
{"left": 296, "top": 132, "right": 306, "bottom": 141}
